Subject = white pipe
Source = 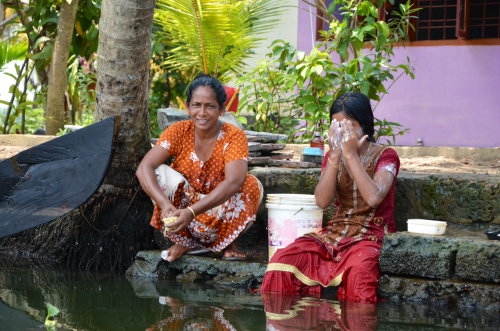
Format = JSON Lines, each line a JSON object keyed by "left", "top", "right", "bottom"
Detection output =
{"left": 0, "top": 13, "right": 18, "bottom": 28}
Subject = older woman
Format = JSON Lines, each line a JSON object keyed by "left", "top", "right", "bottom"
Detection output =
{"left": 136, "top": 74, "right": 263, "bottom": 262}
{"left": 260, "top": 92, "right": 400, "bottom": 302}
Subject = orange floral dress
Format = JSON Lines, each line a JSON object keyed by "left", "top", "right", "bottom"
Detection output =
{"left": 150, "top": 120, "right": 263, "bottom": 252}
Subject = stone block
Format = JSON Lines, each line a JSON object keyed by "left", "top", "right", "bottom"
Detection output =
{"left": 260, "top": 143, "right": 286, "bottom": 152}
{"left": 393, "top": 173, "right": 500, "bottom": 231}
{"left": 270, "top": 160, "right": 320, "bottom": 169}
{"left": 455, "top": 240, "right": 500, "bottom": 282}
{"left": 268, "top": 153, "right": 293, "bottom": 160}
{"left": 169, "top": 255, "right": 267, "bottom": 277}
{"left": 378, "top": 232, "right": 458, "bottom": 279}
{"left": 248, "top": 157, "right": 270, "bottom": 166}
{"left": 215, "top": 275, "right": 255, "bottom": 288}
{"left": 126, "top": 250, "right": 171, "bottom": 279}
{"left": 176, "top": 271, "right": 204, "bottom": 283}
{"left": 377, "top": 274, "right": 500, "bottom": 312}
{"left": 248, "top": 142, "right": 262, "bottom": 151}
{"left": 157, "top": 108, "right": 244, "bottom": 131}
{"left": 247, "top": 135, "right": 257, "bottom": 142}
{"left": 244, "top": 131, "right": 288, "bottom": 143}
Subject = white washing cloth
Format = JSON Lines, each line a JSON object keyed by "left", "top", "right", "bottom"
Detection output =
{"left": 153, "top": 164, "right": 226, "bottom": 219}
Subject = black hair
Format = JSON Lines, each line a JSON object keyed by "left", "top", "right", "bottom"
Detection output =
{"left": 186, "top": 74, "right": 227, "bottom": 109}
{"left": 329, "top": 92, "right": 375, "bottom": 143}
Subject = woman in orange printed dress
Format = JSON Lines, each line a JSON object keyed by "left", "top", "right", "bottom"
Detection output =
{"left": 260, "top": 92, "right": 400, "bottom": 302}
{"left": 136, "top": 74, "right": 263, "bottom": 262}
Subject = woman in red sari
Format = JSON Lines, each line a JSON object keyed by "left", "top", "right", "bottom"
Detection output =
{"left": 260, "top": 92, "right": 400, "bottom": 302}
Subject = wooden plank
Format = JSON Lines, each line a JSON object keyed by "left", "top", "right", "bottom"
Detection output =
{"left": 0, "top": 116, "right": 119, "bottom": 238}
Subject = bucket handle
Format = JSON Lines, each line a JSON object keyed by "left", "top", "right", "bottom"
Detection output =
{"left": 268, "top": 208, "right": 304, "bottom": 232}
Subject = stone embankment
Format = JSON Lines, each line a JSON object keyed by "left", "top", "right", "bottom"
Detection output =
{"left": 377, "top": 227, "right": 500, "bottom": 311}
{"left": 249, "top": 167, "right": 500, "bottom": 230}
{"left": 127, "top": 167, "right": 500, "bottom": 311}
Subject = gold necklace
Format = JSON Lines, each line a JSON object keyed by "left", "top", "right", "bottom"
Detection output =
{"left": 361, "top": 142, "right": 372, "bottom": 163}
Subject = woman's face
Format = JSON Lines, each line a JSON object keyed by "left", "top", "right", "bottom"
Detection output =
{"left": 187, "top": 86, "right": 225, "bottom": 131}
{"left": 331, "top": 112, "right": 364, "bottom": 140}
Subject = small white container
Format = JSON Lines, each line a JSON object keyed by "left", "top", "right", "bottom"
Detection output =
{"left": 407, "top": 219, "right": 447, "bottom": 235}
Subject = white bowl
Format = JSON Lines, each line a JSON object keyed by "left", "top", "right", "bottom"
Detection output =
{"left": 407, "top": 219, "right": 447, "bottom": 235}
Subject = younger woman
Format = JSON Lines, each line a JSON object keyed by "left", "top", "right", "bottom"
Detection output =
{"left": 260, "top": 92, "right": 400, "bottom": 302}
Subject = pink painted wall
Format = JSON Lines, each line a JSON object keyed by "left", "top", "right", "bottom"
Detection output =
{"left": 297, "top": 1, "right": 500, "bottom": 148}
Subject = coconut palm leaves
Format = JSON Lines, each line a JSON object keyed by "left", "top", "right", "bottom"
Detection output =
{"left": 155, "top": 0, "right": 283, "bottom": 84}
{"left": 0, "top": 40, "right": 28, "bottom": 72}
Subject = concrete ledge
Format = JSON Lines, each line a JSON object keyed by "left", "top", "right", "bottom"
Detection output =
{"left": 379, "top": 228, "right": 500, "bottom": 283}
{"left": 0, "top": 134, "right": 56, "bottom": 148}
{"left": 378, "top": 231, "right": 458, "bottom": 279}
{"left": 284, "top": 144, "right": 500, "bottom": 162}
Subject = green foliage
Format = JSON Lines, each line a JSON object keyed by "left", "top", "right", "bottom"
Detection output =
{"left": 1, "top": 0, "right": 101, "bottom": 134}
{"left": 154, "top": 0, "right": 284, "bottom": 84}
{"left": 0, "top": 62, "right": 39, "bottom": 133}
{"left": 237, "top": 0, "right": 418, "bottom": 144}
{"left": 149, "top": 27, "right": 191, "bottom": 138}
{"left": 0, "top": 40, "right": 28, "bottom": 72}
{"left": 374, "top": 118, "right": 410, "bottom": 145}
{"left": 44, "top": 302, "right": 60, "bottom": 329}
{"left": 235, "top": 40, "right": 300, "bottom": 138}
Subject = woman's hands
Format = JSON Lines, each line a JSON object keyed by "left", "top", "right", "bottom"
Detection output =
{"left": 159, "top": 201, "right": 177, "bottom": 220}
{"left": 327, "top": 119, "right": 342, "bottom": 158}
{"left": 159, "top": 201, "right": 194, "bottom": 234}
{"left": 167, "top": 208, "right": 195, "bottom": 234}
{"left": 339, "top": 120, "right": 368, "bottom": 160}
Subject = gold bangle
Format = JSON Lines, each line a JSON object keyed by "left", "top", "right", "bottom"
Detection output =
{"left": 328, "top": 157, "right": 339, "bottom": 170}
{"left": 187, "top": 206, "right": 196, "bottom": 219}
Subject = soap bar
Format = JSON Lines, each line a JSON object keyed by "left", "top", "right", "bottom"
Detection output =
{"left": 162, "top": 216, "right": 178, "bottom": 231}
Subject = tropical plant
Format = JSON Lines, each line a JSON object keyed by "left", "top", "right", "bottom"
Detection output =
{"left": 1, "top": 0, "right": 101, "bottom": 134}
{"left": 148, "top": 27, "right": 191, "bottom": 138}
{"left": 237, "top": 0, "right": 418, "bottom": 144}
{"left": 0, "top": 40, "right": 28, "bottom": 72}
{"left": 154, "top": 0, "right": 283, "bottom": 84}
{"left": 44, "top": 303, "right": 60, "bottom": 329}
{"left": 236, "top": 40, "right": 299, "bottom": 135}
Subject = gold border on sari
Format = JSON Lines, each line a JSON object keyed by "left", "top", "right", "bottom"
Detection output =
{"left": 266, "top": 263, "right": 343, "bottom": 287}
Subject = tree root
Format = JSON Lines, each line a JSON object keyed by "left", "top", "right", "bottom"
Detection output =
{"left": 0, "top": 187, "right": 155, "bottom": 271}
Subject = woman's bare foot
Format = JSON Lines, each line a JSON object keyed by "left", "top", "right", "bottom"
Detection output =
{"left": 223, "top": 241, "right": 246, "bottom": 259}
{"left": 165, "top": 244, "right": 190, "bottom": 262}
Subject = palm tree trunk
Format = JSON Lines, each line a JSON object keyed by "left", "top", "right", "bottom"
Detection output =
{"left": 95, "top": 0, "right": 155, "bottom": 191}
{"left": 45, "top": 0, "right": 79, "bottom": 135}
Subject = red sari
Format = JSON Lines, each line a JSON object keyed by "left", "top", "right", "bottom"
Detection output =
{"left": 260, "top": 146, "right": 400, "bottom": 302}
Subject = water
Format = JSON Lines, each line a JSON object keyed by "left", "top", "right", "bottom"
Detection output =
{"left": 1, "top": 267, "right": 499, "bottom": 331}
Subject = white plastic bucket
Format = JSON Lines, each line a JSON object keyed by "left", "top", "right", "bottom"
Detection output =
{"left": 266, "top": 194, "right": 323, "bottom": 260}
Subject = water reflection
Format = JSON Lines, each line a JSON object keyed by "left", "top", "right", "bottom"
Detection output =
{"left": 263, "top": 294, "right": 377, "bottom": 331}
{"left": 150, "top": 297, "right": 236, "bottom": 331}
{"left": 1, "top": 266, "right": 500, "bottom": 331}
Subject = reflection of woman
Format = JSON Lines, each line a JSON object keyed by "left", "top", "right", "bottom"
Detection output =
{"left": 262, "top": 294, "right": 378, "bottom": 331}
{"left": 136, "top": 74, "right": 263, "bottom": 262}
{"left": 261, "top": 92, "right": 400, "bottom": 302}
{"left": 151, "top": 297, "right": 236, "bottom": 331}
